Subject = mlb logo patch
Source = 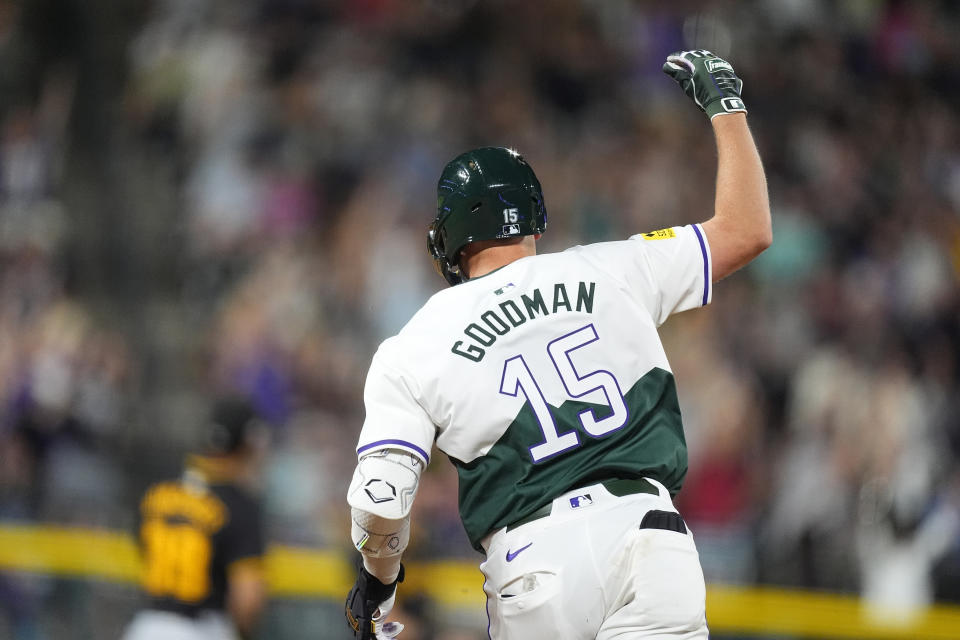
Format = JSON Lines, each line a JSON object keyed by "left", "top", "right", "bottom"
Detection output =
{"left": 570, "top": 494, "right": 593, "bottom": 509}
{"left": 502, "top": 224, "right": 521, "bottom": 235}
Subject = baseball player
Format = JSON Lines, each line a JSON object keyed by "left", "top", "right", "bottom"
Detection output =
{"left": 345, "top": 50, "right": 770, "bottom": 639}
{"left": 122, "top": 397, "right": 268, "bottom": 640}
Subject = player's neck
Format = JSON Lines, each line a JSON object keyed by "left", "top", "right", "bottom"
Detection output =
{"left": 462, "top": 238, "right": 537, "bottom": 280}
{"left": 187, "top": 453, "right": 248, "bottom": 483}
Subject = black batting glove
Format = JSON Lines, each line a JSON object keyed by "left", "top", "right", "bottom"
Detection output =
{"left": 662, "top": 50, "right": 747, "bottom": 120}
{"left": 345, "top": 562, "right": 404, "bottom": 639}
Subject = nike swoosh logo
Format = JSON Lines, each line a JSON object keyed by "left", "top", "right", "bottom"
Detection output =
{"left": 505, "top": 543, "right": 532, "bottom": 562}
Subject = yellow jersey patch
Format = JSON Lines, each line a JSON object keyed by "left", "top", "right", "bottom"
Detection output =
{"left": 641, "top": 228, "right": 676, "bottom": 240}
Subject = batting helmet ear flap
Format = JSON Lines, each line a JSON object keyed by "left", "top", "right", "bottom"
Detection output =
{"left": 427, "top": 221, "right": 463, "bottom": 286}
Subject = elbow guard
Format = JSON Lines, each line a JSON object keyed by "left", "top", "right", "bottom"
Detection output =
{"left": 347, "top": 449, "right": 424, "bottom": 557}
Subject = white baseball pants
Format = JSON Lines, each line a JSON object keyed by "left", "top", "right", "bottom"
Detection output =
{"left": 120, "top": 610, "right": 239, "bottom": 640}
{"left": 479, "top": 479, "right": 708, "bottom": 639}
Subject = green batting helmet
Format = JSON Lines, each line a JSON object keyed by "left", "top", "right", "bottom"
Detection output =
{"left": 428, "top": 147, "right": 547, "bottom": 285}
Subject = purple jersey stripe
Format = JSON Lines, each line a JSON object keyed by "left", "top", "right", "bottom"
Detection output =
{"left": 484, "top": 577, "right": 492, "bottom": 639}
{"left": 692, "top": 224, "right": 710, "bottom": 306}
{"left": 357, "top": 439, "right": 430, "bottom": 463}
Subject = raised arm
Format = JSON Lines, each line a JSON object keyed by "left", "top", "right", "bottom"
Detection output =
{"left": 704, "top": 113, "right": 771, "bottom": 280}
{"left": 663, "top": 50, "right": 772, "bottom": 281}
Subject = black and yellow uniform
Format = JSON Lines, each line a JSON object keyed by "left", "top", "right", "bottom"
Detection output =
{"left": 122, "top": 397, "right": 267, "bottom": 640}
{"left": 136, "top": 463, "right": 265, "bottom": 618}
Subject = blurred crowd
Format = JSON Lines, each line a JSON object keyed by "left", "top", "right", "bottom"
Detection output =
{"left": 1, "top": 0, "right": 960, "bottom": 637}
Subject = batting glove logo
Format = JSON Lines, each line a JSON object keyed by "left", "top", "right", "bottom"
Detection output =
{"left": 706, "top": 58, "right": 733, "bottom": 73}
{"left": 720, "top": 97, "right": 746, "bottom": 112}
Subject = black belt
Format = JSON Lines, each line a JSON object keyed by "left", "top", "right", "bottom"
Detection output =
{"left": 506, "top": 477, "right": 661, "bottom": 532}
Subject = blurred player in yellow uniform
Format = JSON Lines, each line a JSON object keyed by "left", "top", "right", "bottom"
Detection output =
{"left": 122, "top": 397, "right": 268, "bottom": 640}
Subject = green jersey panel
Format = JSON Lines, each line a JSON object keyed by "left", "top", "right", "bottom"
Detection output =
{"left": 451, "top": 367, "right": 686, "bottom": 551}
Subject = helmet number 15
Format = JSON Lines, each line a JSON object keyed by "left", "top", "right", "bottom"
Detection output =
{"left": 499, "top": 323, "right": 628, "bottom": 463}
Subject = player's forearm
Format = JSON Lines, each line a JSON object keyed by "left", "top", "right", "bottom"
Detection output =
{"left": 363, "top": 554, "right": 403, "bottom": 584}
{"left": 228, "top": 571, "right": 266, "bottom": 636}
{"left": 347, "top": 448, "right": 421, "bottom": 585}
{"left": 704, "top": 114, "right": 772, "bottom": 280}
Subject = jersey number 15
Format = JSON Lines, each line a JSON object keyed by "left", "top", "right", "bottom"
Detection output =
{"left": 499, "top": 323, "right": 628, "bottom": 463}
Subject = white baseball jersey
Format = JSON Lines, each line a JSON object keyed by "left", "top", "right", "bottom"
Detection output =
{"left": 355, "top": 224, "right": 712, "bottom": 550}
